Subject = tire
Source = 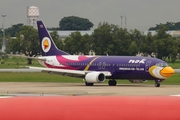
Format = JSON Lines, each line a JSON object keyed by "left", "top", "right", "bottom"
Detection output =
{"left": 108, "top": 80, "right": 117, "bottom": 86}
{"left": 112, "top": 80, "right": 117, "bottom": 86}
{"left": 155, "top": 83, "right": 160, "bottom": 87}
{"left": 85, "top": 82, "right": 94, "bottom": 86}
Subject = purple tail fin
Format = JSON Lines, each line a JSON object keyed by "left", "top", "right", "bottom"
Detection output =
{"left": 37, "top": 21, "right": 69, "bottom": 56}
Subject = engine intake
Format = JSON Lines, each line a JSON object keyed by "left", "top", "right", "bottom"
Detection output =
{"left": 85, "top": 72, "right": 106, "bottom": 83}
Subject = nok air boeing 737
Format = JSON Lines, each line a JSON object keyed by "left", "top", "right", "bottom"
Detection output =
{"left": 28, "top": 21, "right": 174, "bottom": 87}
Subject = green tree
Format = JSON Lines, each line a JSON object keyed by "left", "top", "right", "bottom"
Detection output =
{"left": 128, "top": 41, "right": 138, "bottom": 55}
{"left": 63, "top": 36, "right": 74, "bottom": 54}
{"left": 154, "top": 25, "right": 169, "bottom": 60}
{"left": 6, "top": 37, "right": 21, "bottom": 54}
{"left": 91, "top": 22, "right": 114, "bottom": 55}
{"left": 151, "top": 25, "right": 179, "bottom": 61}
{"left": 129, "top": 29, "right": 144, "bottom": 55}
{"left": 155, "top": 24, "right": 169, "bottom": 39}
{"left": 91, "top": 22, "right": 141, "bottom": 56}
{"left": 149, "top": 22, "right": 180, "bottom": 30}
{"left": 82, "top": 34, "right": 93, "bottom": 55}
{"left": 166, "top": 37, "right": 179, "bottom": 63}
{"left": 5, "top": 23, "right": 23, "bottom": 37}
{"left": 7, "top": 26, "right": 39, "bottom": 64}
{"left": 50, "top": 31, "right": 64, "bottom": 50}
{"left": 0, "top": 34, "right": 2, "bottom": 49}
{"left": 140, "top": 32, "right": 156, "bottom": 57}
{"left": 64, "top": 32, "right": 88, "bottom": 54}
{"left": 0, "top": 23, "right": 23, "bottom": 51}
{"left": 113, "top": 28, "right": 132, "bottom": 55}
{"left": 59, "top": 16, "right": 94, "bottom": 30}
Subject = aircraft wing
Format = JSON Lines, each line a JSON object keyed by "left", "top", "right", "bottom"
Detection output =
{"left": 28, "top": 66, "right": 112, "bottom": 78}
{"left": 8, "top": 54, "right": 46, "bottom": 61}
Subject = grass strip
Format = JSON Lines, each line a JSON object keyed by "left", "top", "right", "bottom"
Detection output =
{"left": 0, "top": 72, "right": 179, "bottom": 85}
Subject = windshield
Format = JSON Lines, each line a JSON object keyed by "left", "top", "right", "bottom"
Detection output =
{"left": 156, "top": 63, "right": 168, "bottom": 67}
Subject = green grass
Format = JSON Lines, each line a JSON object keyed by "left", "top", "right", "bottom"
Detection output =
{"left": 0, "top": 72, "right": 179, "bottom": 85}
{"left": 0, "top": 57, "right": 41, "bottom": 68}
{"left": 163, "top": 73, "right": 180, "bottom": 85}
{"left": 168, "top": 61, "right": 180, "bottom": 69}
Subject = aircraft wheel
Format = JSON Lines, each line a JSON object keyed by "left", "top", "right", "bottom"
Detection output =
{"left": 155, "top": 83, "right": 160, "bottom": 87}
{"left": 108, "top": 80, "right": 117, "bottom": 86}
{"left": 85, "top": 82, "right": 94, "bottom": 86}
{"left": 108, "top": 80, "right": 113, "bottom": 86}
{"left": 112, "top": 80, "right": 117, "bottom": 86}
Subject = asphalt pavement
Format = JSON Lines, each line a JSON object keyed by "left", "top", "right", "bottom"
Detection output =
{"left": 0, "top": 82, "right": 179, "bottom": 96}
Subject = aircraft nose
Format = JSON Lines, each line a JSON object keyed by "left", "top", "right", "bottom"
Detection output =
{"left": 160, "top": 67, "right": 175, "bottom": 77}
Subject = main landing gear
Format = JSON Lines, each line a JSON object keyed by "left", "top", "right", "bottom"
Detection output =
{"left": 155, "top": 80, "right": 161, "bottom": 87}
{"left": 85, "top": 82, "right": 94, "bottom": 86}
{"left": 108, "top": 79, "right": 117, "bottom": 86}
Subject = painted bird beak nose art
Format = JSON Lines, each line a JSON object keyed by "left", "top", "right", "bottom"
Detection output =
{"left": 149, "top": 66, "right": 174, "bottom": 79}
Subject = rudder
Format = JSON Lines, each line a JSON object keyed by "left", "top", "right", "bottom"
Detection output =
{"left": 37, "top": 21, "right": 69, "bottom": 56}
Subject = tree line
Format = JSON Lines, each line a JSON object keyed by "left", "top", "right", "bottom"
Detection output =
{"left": 149, "top": 22, "right": 180, "bottom": 30}
{"left": 3, "top": 22, "right": 180, "bottom": 64}
{"left": 62, "top": 23, "right": 180, "bottom": 63}
{"left": 0, "top": 16, "right": 180, "bottom": 64}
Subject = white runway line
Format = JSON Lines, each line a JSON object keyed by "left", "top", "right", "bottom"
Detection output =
{"left": 170, "top": 94, "right": 180, "bottom": 96}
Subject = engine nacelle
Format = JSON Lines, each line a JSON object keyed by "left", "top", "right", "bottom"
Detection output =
{"left": 85, "top": 72, "right": 106, "bottom": 83}
{"left": 129, "top": 80, "right": 147, "bottom": 83}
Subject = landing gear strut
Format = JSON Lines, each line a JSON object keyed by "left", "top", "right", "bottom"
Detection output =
{"left": 155, "top": 80, "right": 161, "bottom": 87}
{"left": 108, "top": 79, "right": 117, "bottom": 86}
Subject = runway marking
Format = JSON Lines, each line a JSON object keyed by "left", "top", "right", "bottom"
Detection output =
{"left": 170, "top": 94, "right": 180, "bottom": 97}
{"left": 0, "top": 96, "right": 13, "bottom": 98}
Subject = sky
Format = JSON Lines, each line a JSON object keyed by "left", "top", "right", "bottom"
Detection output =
{"left": 0, "top": 0, "right": 180, "bottom": 31}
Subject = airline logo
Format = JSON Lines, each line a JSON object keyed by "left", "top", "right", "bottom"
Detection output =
{"left": 128, "top": 59, "right": 146, "bottom": 64}
{"left": 40, "top": 24, "right": 44, "bottom": 28}
{"left": 41, "top": 37, "right": 51, "bottom": 53}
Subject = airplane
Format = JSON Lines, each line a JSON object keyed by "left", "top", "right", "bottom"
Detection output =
{"left": 28, "top": 21, "right": 175, "bottom": 87}
{"left": 0, "top": 96, "right": 180, "bottom": 120}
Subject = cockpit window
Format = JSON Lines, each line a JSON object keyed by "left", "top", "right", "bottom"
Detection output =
{"left": 156, "top": 63, "right": 168, "bottom": 67}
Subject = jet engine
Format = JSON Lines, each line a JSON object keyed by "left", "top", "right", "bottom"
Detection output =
{"left": 85, "top": 72, "right": 106, "bottom": 83}
{"left": 129, "top": 80, "right": 147, "bottom": 83}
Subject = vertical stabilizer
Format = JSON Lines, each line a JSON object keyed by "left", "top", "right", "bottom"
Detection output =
{"left": 37, "top": 21, "right": 69, "bottom": 56}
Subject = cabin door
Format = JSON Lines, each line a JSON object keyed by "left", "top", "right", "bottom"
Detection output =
{"left": 98, "top": 62, "right": 106, "bottom": 70}
{"left": 145, "top": 61, "right": 151, "bottom": 72}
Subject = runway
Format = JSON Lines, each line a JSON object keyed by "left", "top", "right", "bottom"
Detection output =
{"left": 0, "top": 82, "right": 179, "bottom": 96}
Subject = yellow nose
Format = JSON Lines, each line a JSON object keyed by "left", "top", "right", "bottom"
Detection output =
{"left": 160, "top": 67, "right": 175, "bottom": 77}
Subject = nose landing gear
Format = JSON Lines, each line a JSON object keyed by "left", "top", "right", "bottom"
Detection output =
{"left": 155, "top": 80, "right": 161, "bottom": 87}
{"left": 155, "top": 82, "right": 160, "bottom": 87}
